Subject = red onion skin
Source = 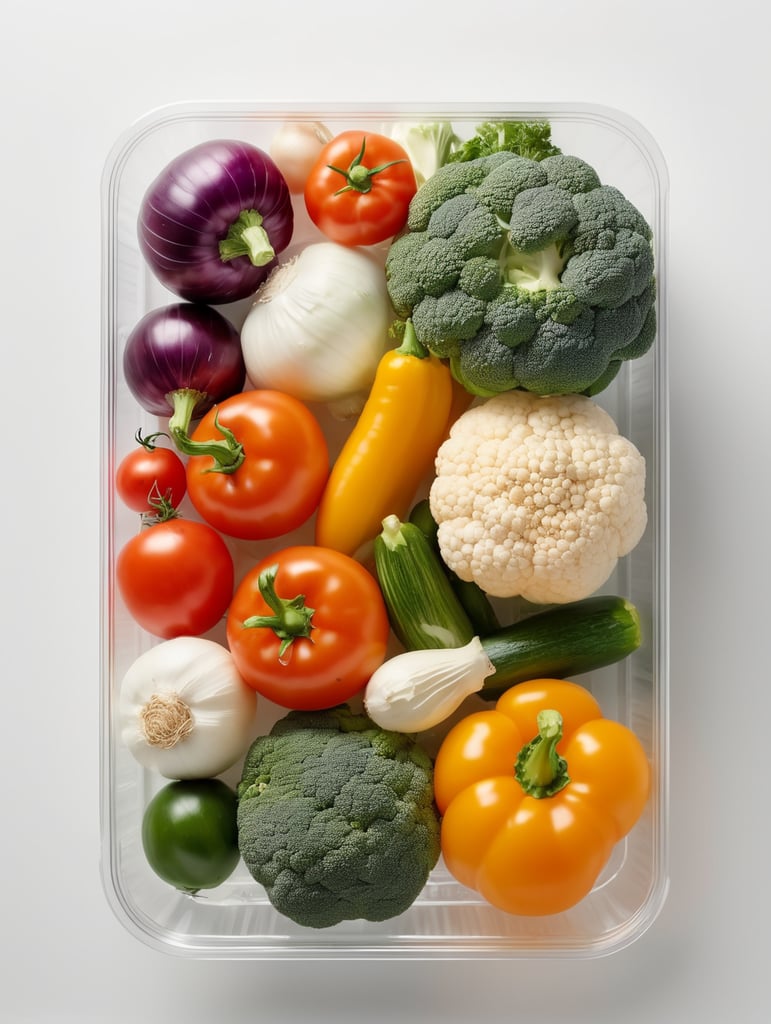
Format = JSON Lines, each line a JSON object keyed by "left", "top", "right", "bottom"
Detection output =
{"left": 123, "top": 303, "right": 246, "bottom": 417}
{"left": 138, "top": 139, "right": 294, "bottom": 305}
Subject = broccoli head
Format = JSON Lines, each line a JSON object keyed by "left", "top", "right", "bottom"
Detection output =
{"left": 385, "top": 144, "right": 657, "bottom": 398}
{"left": 236, "top": 706, "right": 440, "bottom": 929}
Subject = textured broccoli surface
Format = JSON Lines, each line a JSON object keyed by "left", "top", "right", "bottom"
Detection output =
{"left": 236, "top": 706, "right": 441, "bottom": 929}
{"left": 385, "top": 146, "right": 657, "bottom": 398}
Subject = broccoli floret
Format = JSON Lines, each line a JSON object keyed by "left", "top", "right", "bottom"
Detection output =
{"left": 473, "top": 156, "right": 548, "bottom": 218}
{"left": 452, "top": 326, "right": 522, "bottom": 395}
{"left": 236, "top": 706, "right": 440, "bottom": 929}
{"left": 540, "top": 153, "right": 602, "bottom": 195}
{"left": 412, "top": 290, "right": 486, "bottom": 357}
{"left": 385, "top": 136, "right": 657, "bottom": 398}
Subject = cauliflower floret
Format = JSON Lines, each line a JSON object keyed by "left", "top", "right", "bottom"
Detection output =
{"left": 429, "top": 391, "right": 647, "bottom": 604}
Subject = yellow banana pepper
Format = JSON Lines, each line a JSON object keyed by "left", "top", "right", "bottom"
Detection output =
{"left": 315, "top": 320, "right": 454, "bottom": 558}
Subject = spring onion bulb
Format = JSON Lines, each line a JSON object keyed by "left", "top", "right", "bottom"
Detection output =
{"left": 363, "top": 637, "right": 496, "bottom": 734}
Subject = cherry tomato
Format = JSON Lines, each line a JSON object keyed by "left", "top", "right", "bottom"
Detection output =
{"left": 116, "top": 517, "right": 234, "bottom": 639}
{"left": 115, "top": 431, "right": 187, "bottom": 512}
{"left": 226, "top": 545, "right": 390, "bottom": 710}
{"left": 185, "top": 390, "right": 329, "bottom": 541}
{"left": 304, "top": 131, "right": 417, "bottom": 247}
{"left": 141, "top": 779, "right": 240, "bottom": 893}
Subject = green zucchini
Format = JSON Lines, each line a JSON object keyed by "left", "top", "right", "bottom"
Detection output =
{"left": 374, "top": 515, "right": 475, "bottom": 650}
{"left": 478, "top": 595, "right": 642, "bottom": 700}
{"left": 408, "top": 499, "right": 501, "bottom": 634}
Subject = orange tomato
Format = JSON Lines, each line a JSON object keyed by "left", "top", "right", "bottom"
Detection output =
{"left": 433, "top": 679, "right": 650, "bottom": 917}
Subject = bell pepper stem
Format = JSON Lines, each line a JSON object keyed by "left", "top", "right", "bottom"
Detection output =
{"left": 515, "top": 709, "right": 570, "bottom": 798}
{"left": 241, "top": 564, "right": 316, "bottom": 659}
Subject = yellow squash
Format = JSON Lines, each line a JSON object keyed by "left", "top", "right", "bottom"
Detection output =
{"left": 315, "top": 321, "right": 454, "bottom": 558}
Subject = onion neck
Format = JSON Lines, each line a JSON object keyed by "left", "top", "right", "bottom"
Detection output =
{"left": 219, "top": 210, "right": 275, "bottom": 266}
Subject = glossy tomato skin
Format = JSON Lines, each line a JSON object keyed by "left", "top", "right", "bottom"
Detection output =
{"left": 304, "top": 131, "right": 417, "bottom": 247}
{"left": 226, "top": 546, "right": 390, "bottom": 710}
{"left": 186, "top": 390, "right": 329, "bottom": 541}
{"left": 116, "top": 519, "right": 234, "bottom": 639}
{"left": 115, "top": 443, "right": 187, "bottom": 512}
{"left": 141, "top": 779, "right": 240, "bottom": 893}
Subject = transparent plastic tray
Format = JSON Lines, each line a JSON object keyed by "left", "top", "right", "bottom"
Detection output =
{"left": 100, "top": 101, "right": 669, "bottom": 959}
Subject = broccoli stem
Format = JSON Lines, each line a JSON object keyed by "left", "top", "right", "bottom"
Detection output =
{"left": 514, "top": 710, "right": 570, "bottom": 798}
{"left": 241, "top": 564, "right": 316, "bottom": 659}
{"left": 500, "top": 237, "right": 566, "bottom": 293}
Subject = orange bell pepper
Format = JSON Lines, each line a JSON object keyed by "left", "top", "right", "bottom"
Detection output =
{"left": 433, "top": 678, "right": 650, "bottom": 917}
{"left": 314, "top": 320, "right": 453, "bottom": 558}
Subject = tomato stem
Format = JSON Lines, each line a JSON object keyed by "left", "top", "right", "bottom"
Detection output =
{"left": 135, "top": 427, "right": 170, "bottom": 451}
{"left": 218, "top": 210, "right": 276, "bottom": 267}
{"left": 168, "top": 390, "right": 245, "bottom": 474}
{"left": 141, "top": 490, "right": 180, "bottom": 526}
{"left": 514, "top": 709, "right": 570, "bottom": 798}
{"left": 241, "top": 564, "right": 316, "bottom": 659}
{"left": 328, "top": 136, "right": 404, "bottom": 196}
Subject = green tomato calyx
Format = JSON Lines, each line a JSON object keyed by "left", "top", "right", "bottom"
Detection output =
{"left": 328, "top": 136, "right": 405, "bottom": 196}
{"left": 242, "top": 564, "right": 316, "bottom": 660}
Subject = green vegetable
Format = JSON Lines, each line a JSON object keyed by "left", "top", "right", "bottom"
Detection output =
{"left": 374, "top": 513, "right": 475, "bottom": 650}
{"left": 363, "top": 594, "right": 642, "bottom": 732}
{"left": 385, "top": 121, "right": 656, "bottom": 398}
{"left": 447, "top": 120, "right": 561, "bottom": 163}
{"left": 407, "top": 500, "right": 500, "bottom": 635}
{"left": 478, "top": 594, "right": 642, "bottom": 700}
{"left": 141, "top": 778, "right": 240, "bottom": 894}
{"left": 389, "top": 121, "right": 461, "bottom": 185}
{"left": 236, "top": 706, "right": 441, "bottom": 929}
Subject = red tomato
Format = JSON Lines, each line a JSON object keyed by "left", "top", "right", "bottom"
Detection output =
{"left": 226, "top": 546, "right": 390, "bottom": 710}
{"left": 115, "top": 432, "right": 187, "bottom": 513}
{"left": 185, "top": 390, "right": 330, "bottom": 541}
{"left": 304, "top": 131, "right": 417, "bottom": 247}
{"left": 117, "top": 518, "right": 234, "bottom": 639}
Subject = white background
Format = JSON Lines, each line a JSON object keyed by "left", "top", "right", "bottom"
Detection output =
{"left": 2, "top": 1, "right": 768, "bottom": 1021}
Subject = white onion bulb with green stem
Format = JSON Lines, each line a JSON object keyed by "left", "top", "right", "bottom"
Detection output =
{"left": 363, "top": 637, "right": 496, "bottom": 734}
{"left": 240, "top": 242, "right": 393, "bottom": 418}
{"left": 118, "top": 637, "right": 257, "bottom": 780}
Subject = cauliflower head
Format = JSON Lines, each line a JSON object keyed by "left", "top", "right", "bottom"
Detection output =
{"left": 429, "top": 392, "right": 647, "bottom": 604}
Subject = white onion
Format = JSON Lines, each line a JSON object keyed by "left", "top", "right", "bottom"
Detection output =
{"left": 269, "top": 121, "right": 332, "bottom": 193}
{"left": 118, "top": 637, "right": 257, "bottom": 780}
{"left": 240, "top": 242, "right": 393, "bottom": 417}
